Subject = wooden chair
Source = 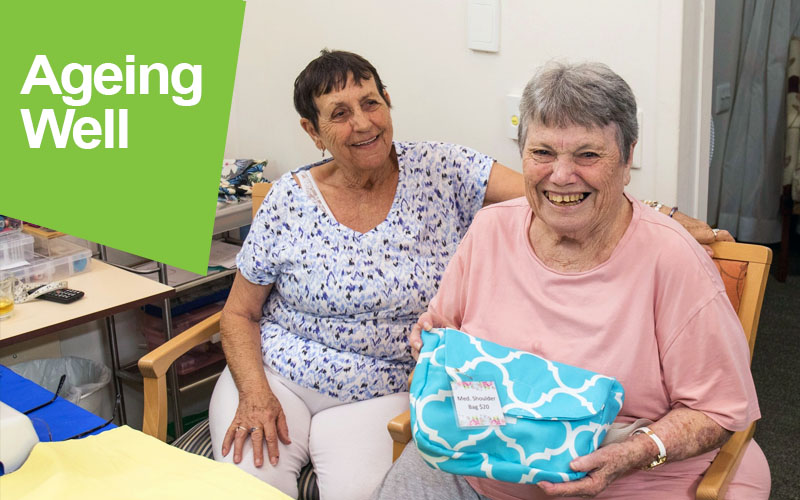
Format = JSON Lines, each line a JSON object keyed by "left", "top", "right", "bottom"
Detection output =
{"left": 137, "top": 180, "right": 321, "bottom": 499}
{"left": 387, "top": 241, "right": 772, "bottom": 500}
{"left": 696, "top": 241, "right": 771, "bottom": 499}
{"left": 139, "top": 181, "right": 271, "bottom": 441}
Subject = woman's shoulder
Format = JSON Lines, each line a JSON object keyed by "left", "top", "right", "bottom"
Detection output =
{"left": 476, "top": 197, "right": 529, "bottom": 216}
{"left": 395, "top": 141, "right": 493, "bottom": 200}
{"left": 632, "top": 200, "right": 723, "bottom": 289}
{"left": 467, "top": 198, "right": 530, "bottom": 233}
{"left": 254, "top": 172, "right": 293, "bottom": 205}
{"left": 250, "top": 170, "right": 309, "bottom": 224}
{"left": 635, "top": 201, "right": 705, "bottom": 252}
{"left": 395, "top": 141, "right": 490, "bottom": 163}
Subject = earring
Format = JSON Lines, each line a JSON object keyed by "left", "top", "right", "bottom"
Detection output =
{"left": 321, "top": 147, "right": 326, "bottom": 157}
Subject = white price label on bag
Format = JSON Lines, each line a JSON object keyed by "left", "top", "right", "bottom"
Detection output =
{"left": 450, "top": 381, "right": 506, "bottom": 428}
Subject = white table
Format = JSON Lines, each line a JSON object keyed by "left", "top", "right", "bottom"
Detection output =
{"left": 1, "top": 259, "right": 173, "bottom": 347}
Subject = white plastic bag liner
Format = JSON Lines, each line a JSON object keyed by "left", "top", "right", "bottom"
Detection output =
{"left": 9, "top": 357, "right": 111, "bottom": 416}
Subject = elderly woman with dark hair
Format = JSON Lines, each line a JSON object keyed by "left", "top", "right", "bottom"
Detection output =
{"left": 373, "top": 62, "right": 769, "bottom": 500}
{"left": 208, "top": 49, "right": 521, "bottom": 500}
{"left": 208, "top": 50, "right": 735, "bottom": 500}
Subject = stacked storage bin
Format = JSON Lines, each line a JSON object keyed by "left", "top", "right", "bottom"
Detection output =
{"left": 0, "top": 222, "right": 92, "bottom": 285}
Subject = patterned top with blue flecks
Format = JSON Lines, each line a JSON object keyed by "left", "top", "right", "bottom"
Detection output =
{"left": 236, "top": 141, "right": 494, "bottom": 401}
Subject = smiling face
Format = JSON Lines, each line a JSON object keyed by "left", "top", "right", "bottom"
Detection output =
{"left": 522, "top": 121, "right": 633, "bottom": 241}
{"left": 300, "top": 74, "right": 394, "bottom": 175}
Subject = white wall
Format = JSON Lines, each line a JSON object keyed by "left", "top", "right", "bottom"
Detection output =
{"left": 225, "top": 0, "right": 714, "bottom": 216}
{"left": 1, "top": 0, "right": 717, "bottom": 429}
{"left": 675, "top": 0, "right": 715, "bottom": 219}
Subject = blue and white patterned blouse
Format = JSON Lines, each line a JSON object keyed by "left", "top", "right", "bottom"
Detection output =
{"left": 236, "top": 141, "right": 494, "bottom": 401}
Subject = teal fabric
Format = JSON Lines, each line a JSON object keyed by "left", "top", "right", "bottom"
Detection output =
{"left": 410, "top": 328, "right": 624, "bottom": 484}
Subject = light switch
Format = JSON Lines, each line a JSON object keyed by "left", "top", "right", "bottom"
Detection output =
{"left": 468, "top": 0, "right": 500, "bottom": 52}
{"left": 506, "top": 94, "right": 520, "bottom": 140}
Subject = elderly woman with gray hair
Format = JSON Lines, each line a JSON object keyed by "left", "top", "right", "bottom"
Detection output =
{"left": 211, "top": 50, "right": 737, "bottom": 500}
{"left": 372, "top": 62, "right": 769, "bottom": 499}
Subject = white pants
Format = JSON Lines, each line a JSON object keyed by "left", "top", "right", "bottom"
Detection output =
{"left": 209, "top": 365, "right": 409, "bottom": 500}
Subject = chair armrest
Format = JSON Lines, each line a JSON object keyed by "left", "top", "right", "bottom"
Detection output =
{"left": 138, "top": 311, "right": 223, "bottom": 379}
{"left": 388, "top": 409, "right": 411, "bottom": 462}
{"left": 138, "top": 311, "right": 223, "bottom": 441}
{"left": 695, "top": 422, "right": 756, "bottom": 500}
{"left": 386, "top": 369, "right": 414, "bottom": 461}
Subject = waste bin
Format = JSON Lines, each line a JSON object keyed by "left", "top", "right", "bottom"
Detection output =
{"left": 9, "top": 357, "right": 112, "bottom": 416}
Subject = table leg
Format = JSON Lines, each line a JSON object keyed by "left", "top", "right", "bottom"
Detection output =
{"left": 105, "top": 314, "right": 127, "bottom": 425}
{"left": 98, "top": 244, "right": 127, "bottom": 425}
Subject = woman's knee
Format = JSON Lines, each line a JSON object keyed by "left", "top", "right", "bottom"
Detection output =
{"left": 725, "top": 440, "right": 771, "bottom": 500}
{"left": 208, "top": 366, "right": 238, "bottom": 456}
{"left": 208, "top": 365, "right": 313, "bottom": 497}
{"left": 370, "top": 445, "right": 482, "bottom": 500}
{"left": 309, "top": 393, "right": 410, "bottom": 500}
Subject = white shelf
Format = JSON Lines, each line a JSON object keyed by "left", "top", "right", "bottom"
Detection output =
{"left": 213, "top": 200, "right": 253, "bottom": 235}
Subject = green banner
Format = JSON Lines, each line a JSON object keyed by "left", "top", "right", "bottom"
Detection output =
{"left": 1, "top": 1, "right": 245, "bottom": 274}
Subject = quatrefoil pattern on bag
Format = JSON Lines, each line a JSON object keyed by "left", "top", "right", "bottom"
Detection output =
{"left": 410, "top": 328, "right": 625, "bottom": 484}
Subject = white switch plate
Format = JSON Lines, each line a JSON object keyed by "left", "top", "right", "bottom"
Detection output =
{"left": 631, "top": 108, "right": 643, "bottom": 169}
{"left": 505, "top": 94, "right": 520, "bottom": 140}
{"left": 468, "top": 0, "right": 500, "bottom": 52}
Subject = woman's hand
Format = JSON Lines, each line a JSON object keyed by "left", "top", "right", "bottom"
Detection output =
{"left": 409, "top": 311, "right": 454, "bottom": 360}
{"left": 668, "top": 209, "right": 734, "bottom": 257}
{"left": 536, "top": 442, "right": 639, "bottom": 497}
{"left": 538, "top": 408, "right": 731, "bottom": 497}
{"left": 409, "top": 312, "right": 435, "bottom": 360}
{"left": 221, "top": 390, "right": 291, "bottom": 467}
{"left": 219, "top": 273, "right": 288, "bottom": 467}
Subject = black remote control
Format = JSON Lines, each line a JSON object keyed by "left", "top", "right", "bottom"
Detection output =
{"left": 37, "top": 288, "right": 85, "bottom": 304}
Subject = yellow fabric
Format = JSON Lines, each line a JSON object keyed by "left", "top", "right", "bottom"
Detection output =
{"left": 0, "top": 426, "right": 290, "bottom": 500}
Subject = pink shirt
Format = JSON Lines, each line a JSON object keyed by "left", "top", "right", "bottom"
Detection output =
{"left": 427, "top": 195, "right": 761, "bottom": 500}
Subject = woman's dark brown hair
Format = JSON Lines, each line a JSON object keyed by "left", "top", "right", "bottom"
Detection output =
{"left": 293, "top": 49, "right": 390, "bottom": 131}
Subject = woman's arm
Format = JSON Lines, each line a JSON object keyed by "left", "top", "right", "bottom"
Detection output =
{"left": 483, "top": 162, "right": 524, "bottom": 205}
{"left": 537, "top": 408, "right": 731, "bottom": 497}
{"left": 652, "top": 204, "right": 735, "bottom": 247}
{"left": 219, "top": 271, "right": 290, "bottom": 468}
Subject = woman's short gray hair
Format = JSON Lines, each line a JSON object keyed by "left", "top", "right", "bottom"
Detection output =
{"left": 517, "top": 61, "right": 638, "bottom": 162}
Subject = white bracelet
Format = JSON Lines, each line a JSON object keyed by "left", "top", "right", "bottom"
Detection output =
{"left": 632, "top": 426, "right": 667, "bottom": 469}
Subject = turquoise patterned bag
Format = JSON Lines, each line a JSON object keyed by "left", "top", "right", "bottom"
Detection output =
{"left": 409, "top": 328, "right": 625, "bottom": 484}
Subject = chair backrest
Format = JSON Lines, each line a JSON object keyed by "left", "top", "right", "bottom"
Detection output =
{"left": 709, "top": 241, "right": 772, "bottom": 360}
{"left": 251, "top": 182, "right": 272, "bottom": 219}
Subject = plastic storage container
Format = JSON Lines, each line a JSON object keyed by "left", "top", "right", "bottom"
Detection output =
{"left": 29, "top": 232, "right": 59, "bottom": 257}
{"left": 0, "top": 255, "right": 55, "bottom": 284}
{"left": 43, "top": 239, "right": 91, "bottom": 279}
{"left": 29, "top": 233, "right": 78, "bottom": 258}
{"left": 0, "top": 232, "right": 34, "bottom": 268}
{"left": 0, "top": 238, "right": 91, "bottom": 284}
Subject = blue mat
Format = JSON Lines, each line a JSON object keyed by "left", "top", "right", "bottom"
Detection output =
{"left": 0, "top": 365, "right": 115, "bottom": 447}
